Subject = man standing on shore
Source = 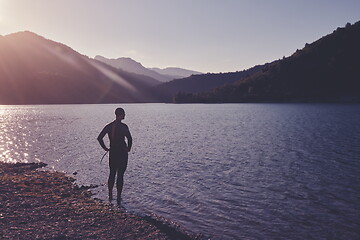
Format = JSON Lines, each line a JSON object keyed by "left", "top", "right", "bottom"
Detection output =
{"left": 97, "top": 108, "right": 132, "bottom": 204}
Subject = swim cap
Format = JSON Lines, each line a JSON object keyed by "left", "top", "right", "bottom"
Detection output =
{"left": 115, "top": 108, "right": 125, "bottom": 116}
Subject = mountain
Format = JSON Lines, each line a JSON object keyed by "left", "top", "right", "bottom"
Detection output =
{"left": 149, "top": 67, "right": 202, "bottom": 79}
{"left": 95, "top": 55, "right": 202, "bottom": 82}
{"left": 94, "top": 55, "right": 173, "bottom": 83}
{"left": 0, "top": 31, "right": 161, "bottom": 104}
{"left": 173, "top": 21, "right": 360, "bottom": 103}
{"left": 154, "top": 63, "right": 269, "bottom": 102}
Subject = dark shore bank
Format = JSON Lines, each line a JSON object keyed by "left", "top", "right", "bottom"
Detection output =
{"left": 0, "top": 162, "right": 201, "bottom": 240}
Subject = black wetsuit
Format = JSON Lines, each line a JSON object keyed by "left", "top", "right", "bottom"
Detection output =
{"left": 97, "top": 120, "right": 132, "bottom": 187}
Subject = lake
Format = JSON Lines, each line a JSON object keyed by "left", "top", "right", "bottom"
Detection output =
{"left": 1, "top": 103, "right": 360, "bottom": 239}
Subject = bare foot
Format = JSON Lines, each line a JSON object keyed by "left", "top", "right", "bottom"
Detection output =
{"left": 117, "top": 192, "right": 121, "bottom": 205}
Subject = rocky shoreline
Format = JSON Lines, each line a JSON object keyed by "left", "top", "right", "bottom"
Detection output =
{"left": 0, "top": 162, "right": 201, "bottom": 240}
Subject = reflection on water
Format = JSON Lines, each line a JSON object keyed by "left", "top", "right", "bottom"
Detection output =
{"left": 0, "top": 103, "right": 360, "bottom": 240}
{"left": 0, "top": 106, "right": 34, "bottom": 163}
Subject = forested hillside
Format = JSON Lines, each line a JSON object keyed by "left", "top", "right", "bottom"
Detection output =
{"left": 174, "top": 21, "right": 360, "bottom": 103}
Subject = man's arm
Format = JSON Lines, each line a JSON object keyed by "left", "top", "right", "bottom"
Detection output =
{"left": 125, "top": 128, "right": 132, "bottom": 152}
{"left": 97, "top": 127, "right": 109, "bottom": 151}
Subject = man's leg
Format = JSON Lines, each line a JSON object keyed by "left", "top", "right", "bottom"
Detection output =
{"left": 116, "top": 156, "right": 128, "bottom": 204}
{"left": 116, "top": 168, "right": 126, "bottom": 204}
{"left": 108, "top": 165, "right": 116, "bottom": 201}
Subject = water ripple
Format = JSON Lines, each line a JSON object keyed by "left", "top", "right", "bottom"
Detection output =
{"left": 1, "top": 103, "right": 360, "bottom": 240}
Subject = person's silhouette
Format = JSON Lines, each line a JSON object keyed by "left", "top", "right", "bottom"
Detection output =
{"left": 97, "top": 108, "right": 132, "bottom": 204}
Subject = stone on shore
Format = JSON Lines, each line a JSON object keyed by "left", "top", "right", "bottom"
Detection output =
{"left": 0, "top": 162, "right": 199, "bottom": 240}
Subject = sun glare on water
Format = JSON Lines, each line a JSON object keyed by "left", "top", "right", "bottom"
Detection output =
{"left": 0, "top": 106, "right": 32, "bottom": 164}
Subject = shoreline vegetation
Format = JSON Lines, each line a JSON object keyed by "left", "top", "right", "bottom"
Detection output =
{"left": 0, "top": 162, "right": 201, "bottom": 240}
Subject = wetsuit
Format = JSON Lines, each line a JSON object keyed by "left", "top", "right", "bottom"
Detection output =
{"left": 97, "top": 120, "right": 132, "bottom": 188}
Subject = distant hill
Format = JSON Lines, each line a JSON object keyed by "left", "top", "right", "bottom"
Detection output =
{"left": 94, "top": 55, "right": 172, "bottom": 83}
{"left": 154, "top": 64, "right": 269, "bottom": 102}
{"left": 95, "top": 56, "right": 201, "bottom": 83}
{"left": 174, "top": 21, "right": 360, "bottom": 103}
{"left": 149, "top": 67, "right": 202, "bottom": 79}
{"left": 0, "top": 31, "right": 161, "bottom": 104}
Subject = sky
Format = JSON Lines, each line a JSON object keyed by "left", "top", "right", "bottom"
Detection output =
{"left": 0, "top": 0, "right": 359, "bottom": 73}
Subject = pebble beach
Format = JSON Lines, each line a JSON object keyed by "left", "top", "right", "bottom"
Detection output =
{"left": 0, "top": 162, "right": 200, "bottom": 240}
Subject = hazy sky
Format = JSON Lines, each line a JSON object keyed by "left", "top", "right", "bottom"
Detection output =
{"left": 0, "top": 0, "right": 359, "bottom": 73}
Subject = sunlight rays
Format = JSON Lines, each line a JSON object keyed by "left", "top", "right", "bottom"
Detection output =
{"left": 89, "top": 60, "right": 138, "bottom": 93}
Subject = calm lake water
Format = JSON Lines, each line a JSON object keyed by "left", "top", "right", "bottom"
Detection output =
{"left": 1, "top": 103, "right": 360, "bottom": 239}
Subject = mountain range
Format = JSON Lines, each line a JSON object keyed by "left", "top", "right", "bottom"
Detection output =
{"left": 0, "top": 20, "right": 359, "bottom": 104}
{"left": 94, "top": 55, "right": 202, "bottom": 82}
{"left": 0, "top": 31, "right": 161, "bottom": 104}
{"left": 149, "top": 67, "right": 203, "bottom": 80}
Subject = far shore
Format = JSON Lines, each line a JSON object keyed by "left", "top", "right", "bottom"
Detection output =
{"left": 0, "top": 161, "right": 201, "bottom": 240}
